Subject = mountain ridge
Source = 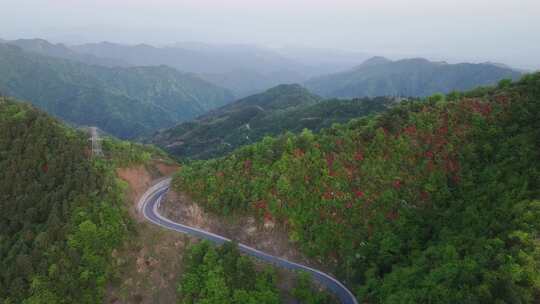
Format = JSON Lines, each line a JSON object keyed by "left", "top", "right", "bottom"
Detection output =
{"left": 6, "top": 38, "right": 128, "bottom": 67}
{"left": 0, "top": 43, "right": 234, "bottom": 138}
{"left": 173, "top": 73, "right": 540, "bottom": 303}
{"left": 151, "top": 84, "right": 395, "bottom": 159}
{"left": 305, "top": 56, "right": 523, "bottom": 98}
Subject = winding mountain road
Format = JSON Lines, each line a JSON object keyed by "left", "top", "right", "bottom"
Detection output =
{"left": 139, "top": 178, "right": 358, "bottom": 304}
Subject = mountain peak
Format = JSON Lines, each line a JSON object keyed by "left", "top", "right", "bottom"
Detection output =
{"left": 267, "top": 83, "right": 306, "bottom": 92}
{"left": 9, "top": 38, "right": 59, "bottom": 50}
{"left": 305, "top": 56, "right": 522, "bottom": 98}
{"left": 360, "top": 56, "right": 392, "bottom": 67}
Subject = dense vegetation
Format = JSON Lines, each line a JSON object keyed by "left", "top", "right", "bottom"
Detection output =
{"left": 174, "top": 74, "right": 540, "bottom": 302}
{"left": 178, "top": 241, "right": 333, "bottom": 304}
{"left": 0, "top": 97, "right": 133, "bottom": 303}
{"left": 305, "top": 56, "right": 522, "bottom": 98}
{"left": 0, "top": 43, "right": 234, "bottom": 138}
{"left": 153, "top": 84, "right": 395, "bottom": 159}
{"left": 177, "top": 241, "right": 280, "bottom": 304}
{"left": 101, "top": 137, "right": 172, "bottom": 167}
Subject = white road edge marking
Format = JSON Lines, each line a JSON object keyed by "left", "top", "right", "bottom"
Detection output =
{"left": 139, "top": 178, "right": 359, "bottom": 304}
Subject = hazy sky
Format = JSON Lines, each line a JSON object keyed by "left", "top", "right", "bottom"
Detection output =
{"left": 2, "top": 0, "right": 540, "bottom": 69}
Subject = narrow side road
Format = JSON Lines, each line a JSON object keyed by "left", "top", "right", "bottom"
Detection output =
{"left": 139, "top": 178, "right": 358, "bottom": 304}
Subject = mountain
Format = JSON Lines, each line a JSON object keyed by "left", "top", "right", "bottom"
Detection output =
{"left": 168, "top": 42, "right": 310, "bottom": 75}
{"left": 173, "top": 74, "right": 540, "bottom": 303}
{"left": 6, "top": 38, "right": 127, "bottom": 67}
{"left": 72, "top": 42, "right": 316, "bottom": 97}
{"left": 0, "top": 97, "right": 130, "bottom": 302}
{"left": 0, "top": 43, "right": 234, "bottom": 138}
{"left": 151, "top": 84, "right": 395, "bottom": 159}
{"left": 200, "top": 68, "right": 307, "bottom": 98}
{"left": 305, "top": 57, "right": 523, "bottom": 98}
{"left": 276, "top": 46, "right": 373, "bottom": 74}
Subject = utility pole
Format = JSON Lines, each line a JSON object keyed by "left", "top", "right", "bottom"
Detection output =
{"left": 89, "top": 127, "right": 103, "bottom": 157}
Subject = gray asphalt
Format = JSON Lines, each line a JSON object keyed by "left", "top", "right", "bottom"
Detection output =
{"left": 140, "top": 179, "right": 358, "bottom": 304}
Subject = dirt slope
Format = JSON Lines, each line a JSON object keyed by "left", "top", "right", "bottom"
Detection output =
{"left": 106, "top": 162, "right": 190, "bottom": 304}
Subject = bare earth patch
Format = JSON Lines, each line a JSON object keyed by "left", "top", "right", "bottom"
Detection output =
{"left": 107, "top": 161, "right": 188, "bottom": 304}
{"left": 109, "top": 161, "right": 332, "bottom": 303}
{"left": 160, "top": 190, "right": 337, "bottom": 299}
{"left": 160, "top": 191, "right": 311, "bottom": 265}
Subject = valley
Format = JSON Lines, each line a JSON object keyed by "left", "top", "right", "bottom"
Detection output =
{"left": 1, "top": 12, "right": 539, "bottom": 302}
{"left": 150, "top": 84, "right": 398, "bottom": 159}
{"left": 0, "top": 42, "right": 234, "bottom": 139}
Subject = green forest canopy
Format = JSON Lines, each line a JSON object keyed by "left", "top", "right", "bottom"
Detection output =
{"left": 0, "top": 43, "right": 234, "bottom": 139}
{"left": 177, "top": 241, "right": 333, "bottom": 304}
{"left": 0, "top": 97, "right": 148, "bottom": 303}
{"left": 174, "top": 74, "right": 540, "bottom": 303}
{"left": 153, "top": 83, "right": 396, "bottom": 160}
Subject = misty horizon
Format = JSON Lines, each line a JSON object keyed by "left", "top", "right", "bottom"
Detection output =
{"left": 2, "top": 0, "right": 539, "bottom": 70}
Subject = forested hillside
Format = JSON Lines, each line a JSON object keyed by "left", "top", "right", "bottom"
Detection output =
{"left": 178, "top": 241, "right": 281, "bottom": 304}
{"left": 152, "top": 84, "right": 396, "bottom": 159}
{"left": 0, "top": 97, "right": 131, "bottom": 303}
{"left": 72, "top": 42, "right": 325, "bottom": 97}
{"left": 0, "top": 43, "right": 234, "bottom": 138}
{"left": 177, "top": 241, "right": 333, "bottom": 304}
{"left": 5, "top": 38, "right": 127, "bottom": 67}
{"left": 305, "top": 57, "right": 522, "bottom": 98}
{"left": 174, "top": 74, "right": 540, "bottom": 303}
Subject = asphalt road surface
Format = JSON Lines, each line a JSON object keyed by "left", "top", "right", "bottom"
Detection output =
{"left": 140, "top": 178, "right": 358, "bottom": 304}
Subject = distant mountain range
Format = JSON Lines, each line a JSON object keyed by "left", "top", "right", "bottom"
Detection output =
{"left": 305, "top": 56, "right": 523, "bottom": 98}
{"left": 72, "top": 42, "right": 317, "bottom": 97}
{"left": 7, "top": 38, "right": 128, "bottom": 67}
{"left": 0, "top": 43, "right": 234, "bottom": 138}
{"left": 0, "top": 38, "right": 527, "bottom": 143}
{"left": 151, "top": 84, "right": 395, "bottom": 159}
{"left": 3, "top": 38, "right": 525, "bottom": 100}
{"left": 3, "top": 39, "right": 313, "bottom": 97}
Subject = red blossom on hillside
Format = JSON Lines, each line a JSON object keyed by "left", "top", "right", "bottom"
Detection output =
{"left": 355, "top": 190, "right": 365, "bottom": 198}
{"left": 438, "top": 126, "right": 449, "bottom": 135}
{"left": 264, "top": 211, "right": 273, "bottom": 222}
{"left": 243, "top": 159, "right": 252, "bottom": 171}
{"left": 326, "top": 153, "right": 335, "bottom": 168}
{"left": 385, "top": 210, "right": 400, "bottom": 221}
{"left": 495, "top": 94, "right": 510, "bottom": 106}
{"left": 42, "top": 164, "right": 48, "bottom": 173}
{"left": 393, "top": 180, "right": 402, "bottom": 189}
{"left": 403, "top": 125, "right": 417, "bottom": 135}
{"left": 446, "top": 159, "right": 460, "bottom": 173}
{"left": 254, "top": 200, "right": 268, "bottom": 209}
{"left": 323, "top": 191, "right": 334, "bottom": 200}
{"left": 426, "top": 160, "right": 435, "bottom": 172}
{"left": 293, "top": 148, "right": 305, "bottom": 158}
{"left": 354, "top": 151, "right": 364, "bottom": 161}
